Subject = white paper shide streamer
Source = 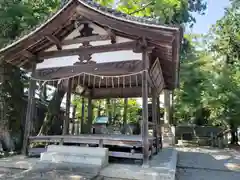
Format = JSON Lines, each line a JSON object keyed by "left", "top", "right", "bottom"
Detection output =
{"left": 32, "top": 70, "right": 146, "bottom": 90}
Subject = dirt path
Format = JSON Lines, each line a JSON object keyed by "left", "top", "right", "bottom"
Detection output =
{"left": 175, "top": 147, "right": 240, "bottom": 180}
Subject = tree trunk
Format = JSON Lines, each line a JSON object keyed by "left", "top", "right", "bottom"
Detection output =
{"left": 80, "top": 97, "right": 85, "bottom": 134}
{"left": 106, "top": 98, "right": 112, "bottom": 123}
{"left": 0, "top": 62, "right": 24, "bottom": 151}
{"left": 97, "top": 100, "right": 101, "bottom": 116}
{"left": 40, "top": 82, "right": 47, "bottom": 101}
{"left": 230, "top": 122, "right": 238, "bottom": 144}
{"left": 113, "top": 99, "right": 116, "bottom": 120}
{"left": 123, "top": 98, "right": 128, "bottom": 125}
{"left": 38, "top": 81, "right": 67, "bottom": 135}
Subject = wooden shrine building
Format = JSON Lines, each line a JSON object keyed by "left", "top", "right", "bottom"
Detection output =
{"left": 0, "top": 0, "right": 182, "bottom": 165}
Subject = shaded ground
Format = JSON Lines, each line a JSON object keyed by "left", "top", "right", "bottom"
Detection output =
{"left": 176, "top": 147, "right": 240, "bottom": 180}
{"left": 0, "top": 164, "right": 101, "bottom": 180}
{"left": 0, "top": 148, "right": 176, "bottom": 180}
{"left": 229, "top": 144, "right": 240, "bottom": 152}
{"left": 0, "top": 167, "right": 22, "bottom": 179}
{"left": 176, "top": 167, "right": 240, "bottom": 180}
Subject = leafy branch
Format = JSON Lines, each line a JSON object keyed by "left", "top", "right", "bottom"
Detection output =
{"left": 129, "top": 1, "right": 155, "bottom": 15}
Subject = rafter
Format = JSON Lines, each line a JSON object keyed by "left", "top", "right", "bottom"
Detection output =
{"left": 46, "top": 35, "right": 62, "bottom": 50}
{"left": 7, "top": 50, "right": 34, "bottom": 63}
{"left": 22, "top": 50, "right": 36, "bottom": 59}
{"left": 105, "top": 28, "right": 116, "bottom": 44}
{"left": 16, "top": 59, "right": 29, "bottom": 67}
{"left": 62, "top": 35, "right": 110, "bottom": 46}
{"left": 38, "top": 41, "right": 137, "bottom": 60}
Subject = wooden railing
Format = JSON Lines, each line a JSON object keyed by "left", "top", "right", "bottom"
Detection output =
{"left": 27, "top": 135, "right": 157, "bottom": 159}
{"left": 210, "top": 129, "right": 231, "bottom": 148}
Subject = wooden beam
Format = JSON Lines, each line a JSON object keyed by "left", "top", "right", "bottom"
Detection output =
{"left": 22, "top": 60, "right": 36, "bottom": 155}
{"left": 17, "top": 59, "right": 29, "bottom": 67}
{"left": 63, "top": 79, "right": 72, "bottom": 135}
{"left": 22, "top": 50, "right": 36, "bottom": 59}
{"left": 105, "top": 28, "right": 116, "bottom": 44}
{"left": 156, "top": 95, "right": 162, "bottom": 149}
{"left": 10, "top": 50, "right": 35, "bottom": 66}
{"left": 71, "top": 105, "right": 77, "bottom": 135}
{"left": 38, "top": 41, "right": 136, "bottom": 60}
{"left": 62, "top": 35, "right": 111, "bottom": 46}
{"left": 35, "top": 60, "right": 142, "bottom": 80}
{"left": 46, "top": 35, "right": 62, "bottom": 50}
{"left": 133, "top": 43, "right": 155, "bottom": 53}
{"left": 142, "top": 47, "right": 150, "bottom": 166}
{"left": 152, "top": 88, "right": 159, "bottom": 153}
{"left": 90, "top": 87, "right": 144, "bottom": 99}
{"left": 87, "top": 95, "right": 93, "bottom": 133}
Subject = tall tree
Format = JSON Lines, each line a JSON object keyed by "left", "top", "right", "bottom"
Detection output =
{"left": 209, "top": 0, "right": 240, "bottom": 144}
{"left": 0, "top": 0, "right": 61, "bottom": 149}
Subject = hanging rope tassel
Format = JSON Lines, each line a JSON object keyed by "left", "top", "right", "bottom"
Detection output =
{"left": 112, "top": 77, "right": 114, "bottom": 88}
{"left": 93, "top": 76, "right": 96, "bottom": 88}
{"left": 30, "top": 71, "right": 146, "bottom": 89}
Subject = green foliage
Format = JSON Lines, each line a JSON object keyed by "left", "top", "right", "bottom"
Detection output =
{"left": 72, "top": 97, "right": 141, "bottom": 125}
{"left": 0, "top": 0, "right": 61, "bottom": 149}
{"left": 174, "top": 34, "right": 212, "bottom": 124}
{"left": 210, "top": 0, "right": 240, "bottom": 64}
{"left": 95, "top": 0, "right": 206, "bottom": 26}
{"left": 174, "top": 0, "right": 240, "bottom": 140}
{"left": 0, "top": 0, "right": 60, "bottom": 47}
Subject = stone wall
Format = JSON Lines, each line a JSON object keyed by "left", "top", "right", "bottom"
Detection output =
{"left": 175, "top": 125, "right": 223, "bottom": 146}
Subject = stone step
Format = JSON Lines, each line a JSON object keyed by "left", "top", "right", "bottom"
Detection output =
{"left": 163, "top": 136, "right": 173, "bottom": 138}
{"left": 40, "top": 152, "right": 108, "bottom": 167}
{"left": 47, "top": 145, "right": 108, "bottom": 157}
{"left": 163, "top": 134, "right": 173, "bottom": 137}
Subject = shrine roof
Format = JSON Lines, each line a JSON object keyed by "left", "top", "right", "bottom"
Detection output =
{"left": 0, "top": 0, "right": 183, "bottom": 89}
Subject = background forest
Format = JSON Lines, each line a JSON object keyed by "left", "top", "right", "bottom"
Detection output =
{"left": 0, "top": 0, "right": 239, "bottom": 152}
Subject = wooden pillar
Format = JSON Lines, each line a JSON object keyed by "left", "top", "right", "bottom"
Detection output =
{"left": 171, "top": 90, "right": 174, "bottom": 125}
{"left": 164, "top": 89, "right": 170, "bottom": 124}
{"left": 71, "top": 105, "right": 77, "bottom": 135}
{"left": 63, "top": 78, "right": 72, "bottom": 135}
{"left": 22, "top": 61, "right": 36, "bottom": 155}
{"left": 152, "top": 88, "right": 159, "bottom": 153}
{"left": 142, "top": 48, "right": 149, "bottom": 166}
{"left": 80, "top": 96, "right": 85, "bottom": 134}
{"left": 40, "top": 82, "right": 47, "bottom": 101}
{"left": 156, "top": 95, "right": 162, "bottom": 149}
{"left": 87, "top": 96, "right": 92, "bottom": 133}
{"left": 106, "top": 98, "right": 112, "bottom": 123}
{"left": 123, "top": 98, "right": 128, "bottom": 125}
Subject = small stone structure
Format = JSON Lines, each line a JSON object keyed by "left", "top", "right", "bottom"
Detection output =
{"left": 175, "top": 125, "right": 226, "bottom": 146}
{"left": 40, "top": 145, "right": 109, "bottom": 168}
{"left": 101, "top": 147, "right": 177, "bottom": 180}
{"left": 0, "top": 147, "right": 178, "bottom": 180}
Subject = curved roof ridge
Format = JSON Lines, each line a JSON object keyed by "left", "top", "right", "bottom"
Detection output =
{"left": 0, "top": 0, "right": 74, "bottom": 54}
{"left": 78, "top": 0, "right": 180, "bottom": 30}
{"left": 0, "top": 0, "right": 182, "bottom": 55}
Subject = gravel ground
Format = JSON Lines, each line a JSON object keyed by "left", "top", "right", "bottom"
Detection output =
{"left": 0, "top": 166, "right": 99, "bottom": 180}
{"left": 176, "top": 147, "right": 240, "bottom": 180}
{"left": 176, "top": 167, "right": 240, "bottom": 180}
{"left": 4, "top": 169, "right": 97, "bottom": 180}
{"left": 0, "top": 167, "right": 23, "bottom": 179}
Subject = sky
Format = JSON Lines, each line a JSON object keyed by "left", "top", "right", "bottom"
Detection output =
{"left": 189, "top": 0, "right": 230, "bottom": 34}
